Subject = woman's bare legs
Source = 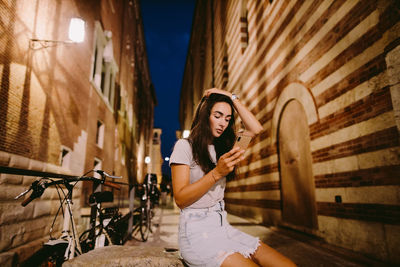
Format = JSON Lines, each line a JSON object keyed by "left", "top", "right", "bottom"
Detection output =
{"left": 221, "top": 253, "right": 259, "bottom": 267}
{"left": 220, "top": 241, "right": 296, "bottom": 267}
{"left": 251, "top": 242, "right": 297, "bottom": 267}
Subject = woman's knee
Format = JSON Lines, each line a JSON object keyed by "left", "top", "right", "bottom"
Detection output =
{"left": 251, "top": 242, "right": 296, "bottom": 267}
{"left": 221, "top": 252, "right": 258, "bottom": 267}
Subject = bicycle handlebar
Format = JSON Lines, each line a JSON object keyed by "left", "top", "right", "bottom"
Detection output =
{"left": 103, "top": 180, "right": 121, "bottom": 190}
{"left": 15, "top": 170, "right": 123, "bottom": 206}
{"left": 21, "top": 195, "right": 35, "bottom": 207}
{"left": 94, "top": 170, "right": 122, "bottom": 179}
{"left": 94, "top": 170, "right": 122, "bottom": 190}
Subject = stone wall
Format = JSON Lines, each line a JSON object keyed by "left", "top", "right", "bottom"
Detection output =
{"left": 180, "top": 0, "right": 400, "bottom": 264}
{"left": 0, "top": 152, "right": 83, "bottom": 264}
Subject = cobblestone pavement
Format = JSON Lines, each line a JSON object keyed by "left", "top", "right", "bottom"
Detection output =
{"left": 124, "top": 198, "right": 387, "bottom": 267}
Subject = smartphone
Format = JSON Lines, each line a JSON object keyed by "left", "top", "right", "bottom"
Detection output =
{"left": 233, "top": 133, "right": 252, "bottom": 150}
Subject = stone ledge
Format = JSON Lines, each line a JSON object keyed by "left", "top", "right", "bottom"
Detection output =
{"left": 63, "top": 246, "right": 185, "bottom": 267}
{"left": 0, "top": 251, "right": 18, "bottom": 267}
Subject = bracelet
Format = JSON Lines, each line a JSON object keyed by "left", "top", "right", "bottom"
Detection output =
{"left": 211, "top": 170, "right": 218, "bottom": 183}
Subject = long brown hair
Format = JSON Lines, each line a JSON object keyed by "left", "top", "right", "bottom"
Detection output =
{"left": 188, "top": 93, "right": 236, "bottom": 177}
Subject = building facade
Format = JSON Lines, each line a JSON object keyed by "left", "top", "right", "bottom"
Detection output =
{"left": 148, "top": 128, "right": 163, "bottom": 184}
{"left": 180, "top": 0, "right": 400, "bottom": 264}
{"left": 0, "top": 0, "right": 156, "bottom": 264}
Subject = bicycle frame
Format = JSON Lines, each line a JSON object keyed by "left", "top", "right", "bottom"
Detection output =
{"left": 60, "top": 183, "right": 82, "bottom": 259}
{"left": 90, "top": 192, "right": 115, "bottom": 249}
{"left": 40, "top": 181, "right": 82, "bottom": 260}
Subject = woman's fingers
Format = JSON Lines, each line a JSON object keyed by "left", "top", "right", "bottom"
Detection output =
{"left": 227, "top": 147, "right": 244, "bottom": 159}
{"left": 228, "top": 150, "right": 244, "bottom": 162}
{"left": 216, "top": 147, "right": 245, "bottom": 176}
{"left": 222, "top": 146, "right": 240, "bottom": 157}
{"left": 204, "top": 88, "right": 231, "bottom": 98}
{"left": 228, "top": 153, "right": 245, "bottom": 167}
{"left": 221, "top": 148, "right": 244, "bottom": 166}
{"left": 204, "top": 88, "right": 217, "bottom": 97}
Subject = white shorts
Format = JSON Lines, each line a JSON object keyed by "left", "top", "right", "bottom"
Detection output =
{"left": 179, "top": 201, "right": 260, "bottom": 267}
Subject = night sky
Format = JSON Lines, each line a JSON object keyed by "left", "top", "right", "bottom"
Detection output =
{"left": 140, "top": 0, "right": 196, "bottom": 175}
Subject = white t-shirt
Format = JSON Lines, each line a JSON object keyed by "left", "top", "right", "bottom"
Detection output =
{"left": 169, "top": 139, "right": 226, "bottom": 209}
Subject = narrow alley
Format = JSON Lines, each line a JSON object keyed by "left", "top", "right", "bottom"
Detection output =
{"left": 1, "top": 1, "right": 399, "bottom": 266}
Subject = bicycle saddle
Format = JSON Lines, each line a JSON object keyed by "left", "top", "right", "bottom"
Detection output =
{"left": 89, "top": 191, "right": 114, "bottom": 205}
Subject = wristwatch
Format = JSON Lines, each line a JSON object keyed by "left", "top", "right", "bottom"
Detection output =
{"left": 231, "top": 93, "right": 239, "bottom": 101}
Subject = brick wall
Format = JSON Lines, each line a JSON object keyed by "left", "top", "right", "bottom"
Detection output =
{"left": 0, "top": 0, "right": 155, "bottom": 264}
{"left": 180, "top": 0, "right": 400, "bottom": 263}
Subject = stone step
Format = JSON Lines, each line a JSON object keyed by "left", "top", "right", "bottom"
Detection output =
{"left": 63, "top": 246, "right": 184, "bottom": 267}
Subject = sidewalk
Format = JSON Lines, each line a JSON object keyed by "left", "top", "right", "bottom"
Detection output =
{"left": 124, "top": 198, "right": 386, "bottom": 267}
{"left": 124, "top": 197, "right": 180, "bottom": 250}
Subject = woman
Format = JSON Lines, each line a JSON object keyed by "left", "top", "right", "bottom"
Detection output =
{"left": 170, "top": 88, "right": 296, "bottom": 267}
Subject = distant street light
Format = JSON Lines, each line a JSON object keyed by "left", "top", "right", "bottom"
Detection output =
{"left": 145, "top": 156, "right": 151, "bottom": 164}
{"left": 164, "top": 157, "right": 170, "bottom": 162}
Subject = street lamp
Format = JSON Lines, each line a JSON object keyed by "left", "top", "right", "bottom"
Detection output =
{"left": 145, "top": 156, "right": 151, "bottom": 164}
{"left": 30, "top": 17, "right": 86, "bottom": 49}
{"left": 68, "top": 18, "right": 85, "bottom": 43}
{"left": 164, "top": 157, "right": 170, "bottom": 162}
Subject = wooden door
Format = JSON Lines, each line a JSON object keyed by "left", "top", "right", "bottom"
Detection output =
{"left": 278, "top": 100, "right": 318, "bottom": 230}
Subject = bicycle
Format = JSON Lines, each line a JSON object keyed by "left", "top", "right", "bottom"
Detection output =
{"left": 15, "top": 169, "right": 122, "bottom": 266}
{"left": 145, "top": 173, "right": 161, "bottom": 211}
{"left": 130, "top": 183, "right": 152, "bottom": 242}
{"left": 128, "top": 174, "right": 160, "bottom": 242}
{"left": 78, "top": 191, "right": 126, "bottom": 253}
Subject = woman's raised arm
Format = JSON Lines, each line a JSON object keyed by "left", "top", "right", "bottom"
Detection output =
{"left": 204, "top": 88, "right": 263, "bottom": 136}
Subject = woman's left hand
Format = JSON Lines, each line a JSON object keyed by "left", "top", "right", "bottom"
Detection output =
{"left": 213, "top": 147, "right": 245, "bottom": 179}
{"left": 204, "top": 88, "right": 232, "bottom": 98}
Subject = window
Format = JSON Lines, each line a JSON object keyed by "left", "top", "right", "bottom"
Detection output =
{"left": 60, "top": 146, "right": 71, "bottom": 168}
{"left": 114, "top": 84, "right": 121, "bottom": 121}
{"left": 240, "top": 0, "right": 249, "bottom": 53}
{"left": 222, "top": 43, "right": 229, "bottom": 88}
{"left": 121, "top": 143, "right": 126, "bottom": 165}
{"left": 115, "top": 146, "right": 119, "bottom": 162}
{"left": 91, "top": 22, "right": 118, "bottom": 109}
{"left": 153, "top": 131, "right": 159, "bottom": 145}
{"left": 96, "top": 120, "right": 105, "bottom": 148}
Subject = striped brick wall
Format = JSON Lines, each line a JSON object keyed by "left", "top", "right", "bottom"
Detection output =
{"left": 181, "top": 0, "right": 400, "bottom": 263}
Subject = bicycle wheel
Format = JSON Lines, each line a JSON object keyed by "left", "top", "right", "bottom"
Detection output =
{"left": 20, "top": 242, "right": 67, "bottom": 267}
{"left": 139, "top": 206, "right": 150, "bottom": 241}
{"left": 79, "top": 223, "right": 113, "bottom": 252}
{"left": 106, "top": 213, "right": 129, "bottom": 245}
{"left": 79, "top": 227, "right": 96, "bottom": 253}
{"left": 146, "top": 197, "right": 152, "bottom": 233}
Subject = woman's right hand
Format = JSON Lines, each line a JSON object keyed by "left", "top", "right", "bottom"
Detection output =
{"left": 213, "top": 147, "right": 245, "bottom": 180}
{"left": 203, "top": 88, "right": 232, "bottom": 98}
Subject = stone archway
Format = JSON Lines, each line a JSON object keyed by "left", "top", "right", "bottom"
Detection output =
{"left": 278, "top": 99, "right": 318, "bottom": 230}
